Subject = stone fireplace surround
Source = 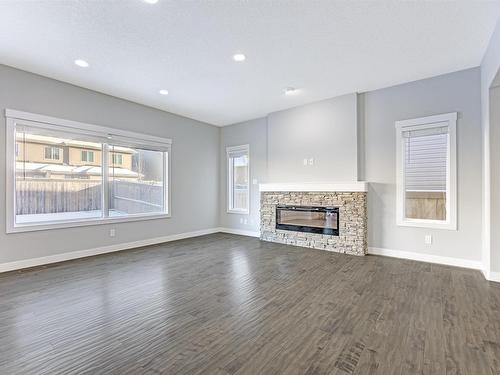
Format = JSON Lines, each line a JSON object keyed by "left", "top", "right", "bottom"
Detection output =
{"left": 260, "top": 183, "right": 368, "bottom": 256}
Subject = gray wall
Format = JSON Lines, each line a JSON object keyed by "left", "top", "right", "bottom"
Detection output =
{"left": 0, "top": 63, "right": 486, "bottom": 268}
{"left": 490, "top": 84, "right": 500, "bottom": 272}
{"left": 219, "top": 94, "right": 359, "bottom": 234}
{"left": 480, "top": 19, "right": 500, "bottom": 275}
{"left": 0, "top": 64, "right": 220, "bottom": 264}
{"left": 219, "top": 117, "right": 267, "bottom": 233}
{"left": 267, "top": 94, "right": 358, "bottom": 182}
{"left": 363, "top": 68, "right": 482, "bottom": 262}
{"left": 221, "top": 68, "right": 483, "bottom": 264}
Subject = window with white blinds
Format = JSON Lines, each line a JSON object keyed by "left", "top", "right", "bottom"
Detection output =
{"left": 403, "top": 125, "right": 448, "bottom": 192}
{"left": 396, "top": 113, "right": 457, "bottom": 230}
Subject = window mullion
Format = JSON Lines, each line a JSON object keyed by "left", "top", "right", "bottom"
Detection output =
{"left": 102, "top": 143, "right": 110, "bottom": 218}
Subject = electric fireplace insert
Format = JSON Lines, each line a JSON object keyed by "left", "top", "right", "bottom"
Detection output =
{"left": 276, "top": 205, "right": 339, "bottom": 235}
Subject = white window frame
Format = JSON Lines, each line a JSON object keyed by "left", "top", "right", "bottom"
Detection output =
{"left": 111, "top": 153, "right": 123, "bottom": 165}
{"left": 44, "top": 146, "right": 61, "bottom": 161}
{"left": 227, "top": 144, "right": 250, "bottom": 214}
{"left": 395, "top": 112, "right": 457, "bottom": 230}
{"left": 81, "top": 150, "right": 95, "bottom": 163}
{"left": 5, "top": 109, "right": 172, "bottom": 233}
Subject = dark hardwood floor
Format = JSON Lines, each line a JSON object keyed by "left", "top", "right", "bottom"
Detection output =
{"left": 1, "top": 233, "right": 499, "bottom": 374}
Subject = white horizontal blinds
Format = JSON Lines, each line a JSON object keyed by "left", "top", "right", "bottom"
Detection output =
{"left": 403, "top": 125, "right": 448, "bottom": 192}
{"left": 228, "top": 148, "right": 248, "bottom": 159}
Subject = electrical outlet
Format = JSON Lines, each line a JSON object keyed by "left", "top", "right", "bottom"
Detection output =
{"left": 309, "top": 158, "right": 314, "bottom": 165}
{"left": 252, "top": 178, "right": 258, "bottom": 185}
{"left": 425, "top": 235, "right": 432, "bottom": 245}
{"left": 109, "top": 228, "right": 116, "bottom": 237}
{"left": 244, "top": 219, "right": 248, "bottom": 225}
{"left": 303, "top": 158, "right": 308, "bottom": 166}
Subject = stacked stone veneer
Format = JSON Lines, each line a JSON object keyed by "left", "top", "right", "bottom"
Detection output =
{"left": 260, "top": 191, "right": 367, "bottom": 256}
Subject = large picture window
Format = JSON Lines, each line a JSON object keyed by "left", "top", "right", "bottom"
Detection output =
{"left": 395, "top": 112, "right": 457, "bottom": 230}
{"left": 6, "top": 110, "right": 171, "bottom": 233}
{"left": 227, "top": 144, "right": 249, "bottom": 214}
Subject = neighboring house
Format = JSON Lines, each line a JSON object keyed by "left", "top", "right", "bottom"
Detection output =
{"left": 15, "top": 133, "right": 139, "bottom": 180}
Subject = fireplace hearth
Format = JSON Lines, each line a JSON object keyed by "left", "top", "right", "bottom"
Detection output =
{"left": 276, "top": 205, "right": 339, "bottom": 235}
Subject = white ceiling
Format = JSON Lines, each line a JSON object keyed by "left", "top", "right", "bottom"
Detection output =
{"left": 0, "top": 1, "right": 499, "bottom": 126}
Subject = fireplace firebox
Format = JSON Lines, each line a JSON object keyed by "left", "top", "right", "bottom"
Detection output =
{"left": 276, "top": 205, "right": 339, "bottom": 235}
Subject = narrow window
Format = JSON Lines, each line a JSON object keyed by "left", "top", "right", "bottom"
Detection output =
{"left": 227, "top": 145, "right": 249, "bottom": 214}
{"left": 396, "top": 113, "right": 457, "bottom": 229}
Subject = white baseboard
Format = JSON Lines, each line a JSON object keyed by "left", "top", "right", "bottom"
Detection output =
{"left": 3, "top": 229, "right": 494, "bottom": 283}
{"left": 368, "top": 247, "right": 483, "bottom": 270}
{"left": 0, "top": 228, "right": 220, "bottom": 273}
{"left": 218, "top": 227, "right": 260, "bottom": 238}
{"left": 482, "top": 269, "right": 500, "bottom": 283}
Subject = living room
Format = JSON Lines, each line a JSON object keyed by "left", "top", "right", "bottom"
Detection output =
{"left": 1, "top": 1, "right": 500, "bottom": 374}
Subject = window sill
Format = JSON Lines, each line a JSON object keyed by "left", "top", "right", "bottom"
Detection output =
{"left": 397, "top": 218, "right": 457, "bottom": 231}
{"left": 227, "top": 209, "right": 249, "bottom": 215}
{"left": 7, "top": 212, "right": 171, "bottom": 234}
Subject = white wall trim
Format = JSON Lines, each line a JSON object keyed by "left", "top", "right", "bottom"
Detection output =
{"left": 489, "top": 272, "right": 500, "bottom": 283}
{"left": 3, "top": 229, "right": 495, "bottom": 283}
{"left": 368, "top": 247, "right": 482, "bottom": 270}
{"left": 218, "top": 227, "right": 260, "bottom": 237}
{"left": 482, "top": 269, "right": 500, "bottom": 283}
{"left": 0, "top": 228, "right": 220, "bottom": 273}
{"left": 259, "top": 182, "right": 368, "bottom": 192}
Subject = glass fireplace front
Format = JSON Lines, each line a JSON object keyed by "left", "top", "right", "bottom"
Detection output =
{"left": 276, "top": 205, "right": 339, "bottom": 235}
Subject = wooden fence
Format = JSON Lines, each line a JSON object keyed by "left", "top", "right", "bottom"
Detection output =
{"left": 405, "top": 191, "right": 446, "bottom": 220}
{"left": 16, "top": 179, "right": 163, "bottom": 215}
{"left": 110, "top": 180, "right": 163, "bottom": 214}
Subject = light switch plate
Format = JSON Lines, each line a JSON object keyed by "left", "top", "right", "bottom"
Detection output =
{"left": 425, "top": 235, "right": 432, "bottom": 245}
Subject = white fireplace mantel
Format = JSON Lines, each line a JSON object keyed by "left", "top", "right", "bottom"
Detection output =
{"left": 259, "top": 182, "right": 368, "bottom": 192}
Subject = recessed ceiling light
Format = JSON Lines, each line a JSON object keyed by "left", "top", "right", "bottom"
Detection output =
{"left": 233, "top": 53, "right": 246, "bottom": 62}
{"left": 74, "top": 59, "right": 89, "bottom": 68}
{"left": 159, "top": 89, "right": 169, "bottom": 95}
{"left": 284, "top": 87, "right": 299, "bottom": 96}
{"left": 143, "top": 0, "right": 158, "bottom": 4}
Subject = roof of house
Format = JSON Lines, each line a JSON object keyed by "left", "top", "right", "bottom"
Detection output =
{"left": 16, "top": 133, "right": 136, "bottom": 153}
{"left": 16, "top": 162, "right": 140, "bottom": 178}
